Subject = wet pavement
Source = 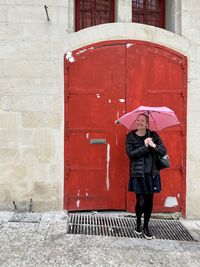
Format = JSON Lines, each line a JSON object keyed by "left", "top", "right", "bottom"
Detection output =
{"left": 0, "top": 211, "right": 200, "bottom": 267}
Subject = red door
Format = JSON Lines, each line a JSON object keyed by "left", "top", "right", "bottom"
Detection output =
{"left": 125, "top": 42, "right": 187, "bottom": 216}
{"left": 64, "top": 41, "right": 187, "bottom": 215}
{"left": 64, "top": 44, "right": 127, "bottom": 210}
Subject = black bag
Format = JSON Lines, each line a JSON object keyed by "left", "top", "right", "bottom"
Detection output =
{"left": 153, "top": 174, "right": 161, "bottom": 193}
{"left": 156, "top": 154, "right": 170, "bottom": 170}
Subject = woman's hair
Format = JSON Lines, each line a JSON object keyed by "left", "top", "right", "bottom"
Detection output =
{"left": 137, "top": 113, "right": 149, "bottom": 125}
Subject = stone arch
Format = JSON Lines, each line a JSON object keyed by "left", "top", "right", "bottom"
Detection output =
{"left": 65, "top": 23, "right": 189, "bottom": 57}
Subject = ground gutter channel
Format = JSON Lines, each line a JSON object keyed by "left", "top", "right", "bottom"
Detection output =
{"left": 67, "top": 213, "right": 198, "bottom": 242}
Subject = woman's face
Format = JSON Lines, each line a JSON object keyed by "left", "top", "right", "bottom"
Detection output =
{"left": 136, "top": 114, "right": 148, "bottom": 131}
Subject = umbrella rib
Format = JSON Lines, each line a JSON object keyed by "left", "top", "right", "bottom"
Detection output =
{"left": 149, "top": 111, "right": 158, "bottom": 131}
{"left": 128, "top": 111, "right": 140, "bottom": 130}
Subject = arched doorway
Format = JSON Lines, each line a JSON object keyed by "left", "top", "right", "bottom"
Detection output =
{"left": 64, "top": 40, "right": 187, "bottom": 216}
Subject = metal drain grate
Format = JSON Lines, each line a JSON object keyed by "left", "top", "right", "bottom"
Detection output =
{"left": 67, "top": 213, "right": 197, "bottom": 242}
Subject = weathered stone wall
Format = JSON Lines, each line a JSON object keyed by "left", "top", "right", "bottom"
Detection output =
{"left": 0, "top": 0, "right": 68, "bottom": 211}
{"left": 181, "top": 0, "right": 200, "bottom": 218}
{"left": 1, "top": 0, "right": 200, "bottom": 217}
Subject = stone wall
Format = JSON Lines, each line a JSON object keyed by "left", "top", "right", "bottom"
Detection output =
{"left": 181, "top": 0, "right": 200, "bottom": 218}
{"left": 0, "top": 0, "right": 68, "bottom": 211}
{"left": 1, "top": 0, "right": 200, "bottom": 217}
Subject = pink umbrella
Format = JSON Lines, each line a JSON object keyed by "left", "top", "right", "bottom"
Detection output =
{"left": 115, "top": 105, "right": 180, "bottom": 131}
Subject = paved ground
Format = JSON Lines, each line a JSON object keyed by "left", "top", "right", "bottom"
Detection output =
{"left": 0, "top": 211, "right": 200, "bottom": 267}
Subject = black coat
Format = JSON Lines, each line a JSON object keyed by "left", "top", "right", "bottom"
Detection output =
{"left": 126, "top": 129, "right": 167, "bottom": 193}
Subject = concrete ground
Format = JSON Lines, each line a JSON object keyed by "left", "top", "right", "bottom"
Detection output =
{"left": 0, "top": 211, "right": 200, "bottom": 267}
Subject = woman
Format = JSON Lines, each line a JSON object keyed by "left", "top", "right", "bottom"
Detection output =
{"left": 126, "top": 113, "right": 167, "bottom": 239}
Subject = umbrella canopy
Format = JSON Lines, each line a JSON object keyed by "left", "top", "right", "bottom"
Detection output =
{"left": 115, "top": 105, "right": 180, "bottom": 131}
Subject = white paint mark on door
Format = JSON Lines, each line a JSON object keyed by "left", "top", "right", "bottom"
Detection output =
{"left": 66, "top": 51, "right": 75, "bottom": 63}
{"left": 164, "top": 196, "right": 178, "bottom": 207}
{"left": 115, "top": 135, "right": 118, "bottom": 146}
{"left": 76, "top": 49, "right": 87, "bottom": 54}
{"left": 126, "top": 43, "right": 133, "bottom": 48}
{"left": 106, "top": 143, "right": 110, "bottom": 191}
{"left": 76, "top": 199, "right": 80, "bottom": 208}
{"left": 85, "top": 188, "right": 89, "bottom": 197}
{"left": 76, "top": 190, "right": 80, "bottom": 208}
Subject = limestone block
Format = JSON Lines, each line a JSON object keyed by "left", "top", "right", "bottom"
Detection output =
{"left": 183, "top": 29, "right": 200, "bottom": 44}
{"left": 187, "top": 180, "right": 200, "bottom": 218}
{"left": 187, "top": 160, "right": 200, "bottom": 180}
{"left": 188, "top": 61, "right": 200, "bottom": 80}
{"left": 188, "top": 46, "right": 198, "bottom": 61}
{"left": 189, "top": 61, "right": 200, "bottom": 80}
{"left": 187, "top": 129, "right": 200, "bottom": 160}
{"left": 153, "top": 28, "right": 189, "bottom": 54}
{"left": 29, "top": 199, "right": 62, "bottom": 211}
{"left": 45, "top": 6, "right": 68, "bottom": 25}
{"left": 187, "top": 81, "right": 200, "bottom": 96}
{"left": 21, "top": 0, "right": 67, "bottom": 7}
{"left": 197, "top": 46, "right": 200, "bottom": 61}
{"left": 0, "top": 40, "right": 64, "bottom": 61}
{"left": 23, "top": 23, "right": 66, "bottom": 41}
{"left": 182, "top": 0, "right": 200, "bottom": 11}
{"left": 0, "top": 129, "right": 20, "bottom": 148}
{"left": 4, "top": 5, "right": 23, "bottom": 24}
{"left": 10, "top": 5, "right": 68, "bottom": 25}
{"left": 117, "top": 0, "right": 132, "bottom": 23}
{"left": 0, "top": 78, "right": 29, "bottom": 95}
{"left": 0, "top": 165, "right": 27, "bottom": 184}
{"left": 0, "top": 77, "right": 62, "bottom": 96}
{"left": 118, "top": 7, "right": 132, "bottom": 23}
{"left": 29, "top": 78, "right": 62, "bottom": 95}
{"left": 24, "top": 164, "right": 61, "bottom": 183}
{"left": 182, "top": 10, "right": 193, "bottom": 30}
{"left": 0, "top": 5, "right": 7, "bottom": 22}
{"left": 0, "top": 23, "right": 24, "bottom": 40}
{"left": 0, "top": 95, "right": 62, "bottom": 112}
{"left": 0, "top": 0, "right": 23, "bottom": 4}
{"left": 1, "top": 59, "right": 61, "bottom": 79}
{"left": 26, "top": 182, "right": 63, "bottom": 211}
{"left": 187, "top": 112, "right": 200, "bottom": 128}
{"left": 19, "top": 129, "right": 57, "bottom": 147}
{"left": 0, "top": 41, "right": 16, "bottom": 59}
{"left": 188, "top": 94, "right": 200, "bottom": 112}
{"left": 29, "top": 182, "right": 60, "bottom": 199}
{"left": 67, "top": 0, "right": 74, "bottom": 33}
{"left": 21, "top": 111, "right": 61, "bottom": 128}
{"left": 0, "top": 148, "right": 20, "bottom": 164}
{"left": 21, "top": 146, "right": 57, "bottom": 164}
{"left": 191, "top": 11, "right": 200, "bottom": 29}
{"left": 0, "top": 112, "right": 20, "bottom": 128}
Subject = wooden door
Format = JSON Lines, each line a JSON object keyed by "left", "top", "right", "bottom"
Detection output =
{"left": 64, "top": 44, "right": 127, "bottom": 210}
{"left": 126, "top": 41, "right": 187, "bottom": 215}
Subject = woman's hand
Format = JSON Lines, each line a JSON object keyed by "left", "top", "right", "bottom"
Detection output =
{"left": 144, "top": 137, "right": 156, "bottom": 148}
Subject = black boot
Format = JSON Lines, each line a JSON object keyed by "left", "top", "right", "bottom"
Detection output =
{"left": 143, "top": 227, "right": 154, "bottom": 240}
{"left": 135, "top": 224, "right": 142, "bottom": 235}
{"left": 135, "top": 218, "right": 142, "bottom": 235}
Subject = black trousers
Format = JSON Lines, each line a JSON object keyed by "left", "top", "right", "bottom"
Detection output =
{"left": 135, "top": 193, "right": 154, "bottom": 228}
